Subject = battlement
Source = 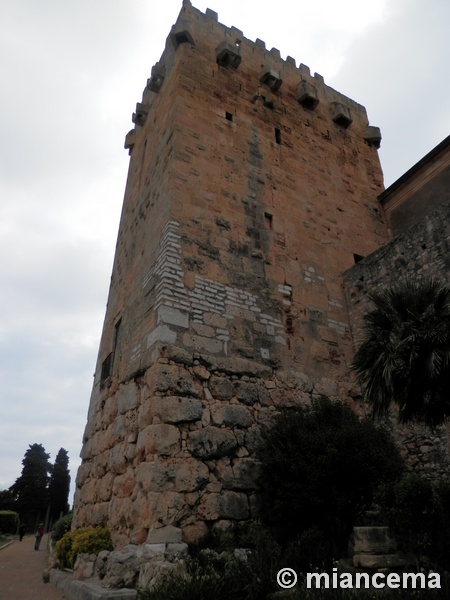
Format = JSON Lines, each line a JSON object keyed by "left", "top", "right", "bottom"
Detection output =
{"left": 125, "top": 1, "right": 381, "bottom": 154}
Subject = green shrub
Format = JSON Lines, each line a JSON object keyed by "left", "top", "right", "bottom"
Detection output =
{"left": 259, "top": 396, "right": 404, "bottom": 562}
{"left": 377, "top": 474, "right": 450, "bottom": 571}
{"left": 0, "top": 510, "right": 19, "bottom": 534}
{"left": 55, "top": 526, "right": 113, "bottom": 569}
{"left": 51, "top": 511, "right": 73, "bottom": 542}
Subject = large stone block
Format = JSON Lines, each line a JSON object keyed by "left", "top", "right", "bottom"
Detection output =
{"left": 188, "top": 426, "right": 238, "bottom": 459}
{"left": 112, "top": 469, "right": 136, "bottom": 499}
{"left": 136, "top": 458, "right": 209, "bottom": 493}
{"left": 208, "top": 376, "right": 234, "bottom": 400}
{"left": 117, "top": 382, "right": 141, "bottom": 415}
{"left": 136, "top": 424, "right": 180, "bottom": 457}
{"left": 146, "top": 364, "right": 199, "bottom": 397}
{"left": 138, "top": 396, "right": 203, "bottom": 428}
{"left": 352, "top": 526, "right": 396, "bottom": 554}
{"left": 198, "top": 491, "right": 249, "bottom": 520}
{"left": 216, "top": 458, "right": 262, "bottom": 490}
{"left": 210, "top": 403, "right": 253, "bottom": 428}
{"left": 146, "top": 525, "right": 182, "bottom": 544}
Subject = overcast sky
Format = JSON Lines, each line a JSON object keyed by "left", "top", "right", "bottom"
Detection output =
{"left": 1, "top": 0, "right": 449, "bottom": 503}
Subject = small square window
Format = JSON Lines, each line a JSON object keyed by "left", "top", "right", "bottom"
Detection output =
{"left": 225, "top": 111, "right": 233, "bottom": 122}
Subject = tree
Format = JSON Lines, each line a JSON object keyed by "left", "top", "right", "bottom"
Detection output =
{"left": 0, "top": 489, "right": 15, "bottom": 511}
{"left": 351, "top": 278, "right": 450, "bottom": 428}
{"left": 48, "top": 448, "right": 71, "bottom": 522}
{"left": 259, "top": 397, "right": 403, "bottom": 563}
{"left": 9, "top": 444, "right": 51, "bottom": 530}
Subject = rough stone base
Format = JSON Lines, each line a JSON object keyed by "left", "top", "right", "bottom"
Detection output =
{"left": 49, "top": 569, "right": 137, "bottom": 600}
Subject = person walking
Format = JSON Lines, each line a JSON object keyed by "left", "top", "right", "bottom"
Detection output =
{"left": 34, "top": 523, "right": 44, "bottom": 550}
{"left": 19, "top": 524, "right": 25, "bottom": 541}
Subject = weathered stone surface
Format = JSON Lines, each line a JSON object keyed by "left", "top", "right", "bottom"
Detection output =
{"left": 181, "top": 521, "right": 209, "bottom": 544}
{"left": 147, "top": 364, "right": 199, "bottom": 397}
{"left": 136, "top": 458, "right": 209, "bottom": 492}
{"left": 210, "top": 403, "right": 253, "bottom": 428}
{"left": 235, "top": 383, "right": 258, "bottom": 405}
{"left": 138, "top": 396, "right": 203, "bottom": 428}
{"left": 216, "top": 458, "right": 262, "bottom": 490}
{"left": 136, "top": 424, "right": 180, "bottom": 457}
{"left": 188, "top": 426, "right": 238, "bottom": 459}
{"left": 146, "top": 525, "right": 183, "bottom": 544}
{"left": 352, "top": 526, "right": 396, "bottom": 555}
{"left": 198, "top": 491, "right": 249, "bottom": 520}
{"left": 208, "top": 376, "right": 234, "bottom": 400}
{"left": 117, "top": 382, "right": 141, "bottom": 414}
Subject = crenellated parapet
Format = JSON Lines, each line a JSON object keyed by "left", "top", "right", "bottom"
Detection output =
{"left": 125, "top": 1, "right": 381, "bottom": 153}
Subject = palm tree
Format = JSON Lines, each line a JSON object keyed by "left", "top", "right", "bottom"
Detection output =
{"left": 351, "top": 278, "right": 450, "bottom": 428}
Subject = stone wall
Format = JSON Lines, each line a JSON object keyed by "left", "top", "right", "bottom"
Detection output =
{"left": 343, "top": 199, "right": 450, "bottom": 478}
{"left": 75, "top": 343, "right": 357, "bottom": 548}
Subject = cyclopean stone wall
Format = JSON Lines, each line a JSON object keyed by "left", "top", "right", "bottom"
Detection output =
{"left": 74, "top": 344, "right": 360, "bottom": 549}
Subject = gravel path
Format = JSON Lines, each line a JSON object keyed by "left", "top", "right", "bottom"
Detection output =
{"left": 0, "top": 535, "right": 66, "bottom": 600}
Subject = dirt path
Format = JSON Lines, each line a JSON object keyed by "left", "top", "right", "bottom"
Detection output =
{"left": 0, "top": 535, "right": 66, "bottom": 600}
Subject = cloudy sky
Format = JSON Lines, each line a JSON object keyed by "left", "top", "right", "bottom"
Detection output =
{"left": 1, "top": 0, "right": 449, "bottom": 503}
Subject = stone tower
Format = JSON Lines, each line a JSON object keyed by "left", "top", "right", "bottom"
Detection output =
{"left": 73, "top": 1, "right": 388, "bottom": 548}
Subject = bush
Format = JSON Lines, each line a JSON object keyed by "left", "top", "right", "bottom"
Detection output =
{"left": 55, "top": 526, "right": 113, "bottom": 569}
{"left": 377, "top": 474, "right": 450, "bottom": 570}
{"left": 259, "top": 396, "right": 404, "bottom": 563}
{"left": 0, "top": 510, "right": 19, "bottom": 534}
{"left": 140, "top": 522, "right": 283, "bottom": 600}
{"left": 51, "top": 511, "right": 73, "bottom": 542}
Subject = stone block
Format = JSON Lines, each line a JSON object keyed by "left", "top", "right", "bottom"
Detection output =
{"left": 138, "top": 396, "right": 203, "bottom": 427}
{"left": 211, "top": 404, "right": 253, "bottom": 428}
{"left": 189, "top": 426, "right": 238, "bottom": 459}
{"left": 157, "top": 305, "right": 189, "bottom": 329}
{"left": 143, "top": 543, "right": 166, "bottom": 556}
{"left": 147, "top": 324, "right": 177, "bottom": 348}
{"left": 147, "top": 525, "right": 182, "bottom": 544}
{"left": 352, "top": 526, "right": 396, "bottom": 554}
{"left": 235, "top": 381, "right": 259, "bottom": 404}
{"left": 203, "top": 312, "right": 228, "bottom": 329}
{"left": 198, "top": 491, "right": 249, "bottom": 520}
{"left": 183, "top": 333, "right": 223, "bottom": 354}
{"left": 182, "top": 521, "right": 209, "bottom": 544}
{"left": 216, "top": 458, "right": 262, "bottom": 490}
{"left": 165, "top": 542, "right": 189, "bottom": 560}
{"left": 209, "top": 376, "right": 234, "bottom": 400}
{"left": 148, "top": 364, "right": 199, "bottom": 397}
{"left": 136, "top": 424, "right": 180, "bottom": 457}
{"left": 137, "top": 458, "right": 209, "bottom": 493}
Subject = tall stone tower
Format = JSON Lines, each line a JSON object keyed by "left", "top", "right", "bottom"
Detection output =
{"left": 73, "top": 1, "right": 388, "bottom": 548}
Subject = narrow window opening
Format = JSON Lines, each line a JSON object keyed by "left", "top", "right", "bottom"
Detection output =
{"left": 100, "top": 353, "right": 113, "bottom": 386}
{"left": 264, "top": 213, "right": 273, "bottom": 229}
{"left": 100, "top": 318, "right": 122, "bottom": 387}
{"left": 421, "top": 243, "right": 427, "bottom": 250}
{"left": 225, "top": 111, "right": 233, "bottom": 122}
{"left": 114, "top": 318, "right": 122, "bottom": 352}
{"left": 275, "top": 128, "right": 281, "bottom": 144}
